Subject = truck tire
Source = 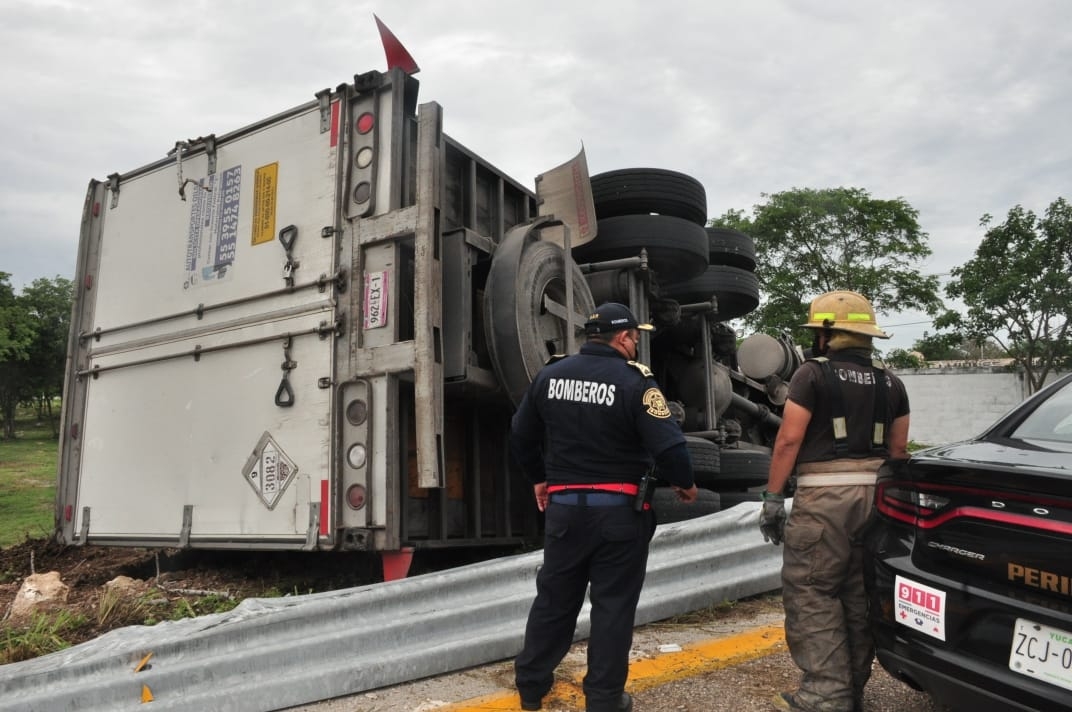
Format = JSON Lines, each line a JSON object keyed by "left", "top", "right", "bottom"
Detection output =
{"left": 713, "top": 447, "right": 771, "bottom": 490}
{"left": 591, "top": 168, "right": 708, "bottom": 226}
{"left": 659, "top": 265, "right": 759, "bottom": 320}
{"left": 707, "top": 227, "right": 757, "bottom": 271}
{"left": 684, "top": 435, "right": 720, "bottom": 484}
{"left": 572, "top": 214, "right": 708, "bottom": 281}
{"left": 485, "top": 226, "right": 595, "bottom": 406}
{"left": 653, "top": 487, "right": 720, "bottom": 525}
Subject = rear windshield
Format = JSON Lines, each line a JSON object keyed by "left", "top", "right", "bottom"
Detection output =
{"left": 1010, "top": 378, "right": 1072, "bottom": 445}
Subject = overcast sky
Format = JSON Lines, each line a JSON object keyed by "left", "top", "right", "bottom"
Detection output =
{"left": 2, "top": 0, "right": 1069, "bottom": 351}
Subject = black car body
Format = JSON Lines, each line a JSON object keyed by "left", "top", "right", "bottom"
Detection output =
{"left": 864, "top": 372, "right": 1072, "bottom": 711}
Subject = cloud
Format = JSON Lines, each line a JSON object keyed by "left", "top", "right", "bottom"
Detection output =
{"left": 1, "top": 0, "right": 1069, "bottom": 354}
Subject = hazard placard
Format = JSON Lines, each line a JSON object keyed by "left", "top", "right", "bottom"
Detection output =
{"left": 242, "top": 432, "right": 299, "bottom": 509}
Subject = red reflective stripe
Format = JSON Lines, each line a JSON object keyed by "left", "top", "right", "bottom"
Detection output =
{"left": 546, "top": 483, "right": 639, "bottom": 496}
{"left": 330, "top": 101, "right": 340, "bottom": 147}
{"left": 319, "top": 479, "right": 329, "bottom": 536}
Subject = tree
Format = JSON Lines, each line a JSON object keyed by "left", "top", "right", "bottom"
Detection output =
{"left": 0, "top": 272, "right": 36, "bottom": 439}
{"left": 940, "top": 197, "right": 1072, "bottom": 392}
{"left": 712, "top": 188, "right": 944, "bottom": 345}
{"left": 0, "top": 274, "right": 74, "bottom": 439}
{"left": 885, "top": 349, "right": 924, "bottom": 369}
{"left": 20, "top": 276, "right": 74, "bottom": 436}
{"left": 908, "top": 333, "right": 1006, "bottom": 363}
{"left": 911, "top": 330, "right": 966, "bottom": 361}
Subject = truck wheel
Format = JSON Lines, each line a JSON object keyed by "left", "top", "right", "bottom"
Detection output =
{"left": 591, "top": 168, "right": 708, "bottom": 226}
{"left": 572, "top": 214, "right": 708, "bottom": 281}
{"left": 707, "top": 227, "right": 757, "bottom": 271}
{"left": 713, "top": 447, "right": 771, "bottom": 490}
{"left": 684, "top": 435, "right": 720, "bottom": 481}
{"left": 485, "top": 228, "right": 595, "bottom": 406}
{"left": 659, "top": 265, "right": 759, "bottom": 320}
{"left": 653, "top": 487, "right": 720, "bottom": 525}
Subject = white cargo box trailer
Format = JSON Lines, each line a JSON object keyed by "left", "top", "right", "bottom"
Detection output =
{"left": 57, "top": 68, "right": 588, "bottom": 566}
{"left": 58, "top": 56, "right": 798, "bottom": 575}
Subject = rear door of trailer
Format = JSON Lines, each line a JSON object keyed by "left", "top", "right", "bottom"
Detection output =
{"left": 59, "top": 98, "right": 343, "bottom": 549}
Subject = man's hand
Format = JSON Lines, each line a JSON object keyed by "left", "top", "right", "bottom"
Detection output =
{"left": 673, "top": 484, "right": 698, "bottom": 503}
{"left": 759, "top": 491, "right": 786, "bottom": 545}
{"left": 533, "top": 482, "right": 548, "bottom": 512}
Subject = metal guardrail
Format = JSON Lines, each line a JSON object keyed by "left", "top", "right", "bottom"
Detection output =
{"left": 0, "top": 502, "right": 783, "bottom": 711}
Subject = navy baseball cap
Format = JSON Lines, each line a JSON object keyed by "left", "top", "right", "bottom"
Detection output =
{"left": 584, "top": 303, "right": 654, "bottom": 335}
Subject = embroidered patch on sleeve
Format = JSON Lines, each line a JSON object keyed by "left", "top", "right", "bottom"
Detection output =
{"left": 642, "top": 388, "right": 671, "bottom": 418}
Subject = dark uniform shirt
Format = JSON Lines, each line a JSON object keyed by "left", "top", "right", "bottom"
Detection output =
{"left": 787, "top": 347, "right": 910, "bottom": 463}
{"left": 510, "top": 341, "right": 689, "bottom": 488}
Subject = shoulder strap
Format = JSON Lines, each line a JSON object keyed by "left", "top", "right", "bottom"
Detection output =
{"left": 626, "top": 360, "right": 654, "bottom": 378}
{"left": 870, "top": 360, "right": 888, "bottom": 450}
{"left": 811, "top": 357, "right": 850, "bottom": 456}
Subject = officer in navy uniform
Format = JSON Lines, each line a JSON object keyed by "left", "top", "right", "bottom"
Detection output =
{"left": 511, "top": 302, "right": 698, "bottom": 712}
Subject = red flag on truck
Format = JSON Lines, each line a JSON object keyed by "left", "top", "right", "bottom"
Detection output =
{"left": 374, "top": 15, "right": 420, "bottom": 75}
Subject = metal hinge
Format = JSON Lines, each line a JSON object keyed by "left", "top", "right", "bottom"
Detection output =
{"left": 318, "top": 269, "right": 347, "bottom": 294}
{"left": 178, "top": 505, "right": 193, "bottom": 548}
{"left": 108, "top": 173, "right": 120, "bottom": 209}
{"left": 317, "top": 318, "right": 344, "bottom": 339}
{"left": 316, "top": 88, "right": 333, "bottom": 134}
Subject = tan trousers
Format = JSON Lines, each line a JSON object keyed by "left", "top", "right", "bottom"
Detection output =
{"left": 782, "top": 484, "right": 875, "bottom": 712}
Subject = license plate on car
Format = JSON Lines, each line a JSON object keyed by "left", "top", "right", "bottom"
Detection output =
{"left": 1009, "top": 617, "right": 1072, "bottom": 692}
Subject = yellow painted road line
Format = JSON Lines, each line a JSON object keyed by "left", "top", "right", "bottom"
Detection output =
{"left": 440, "top": 624, "right": 786, "bottom": 711}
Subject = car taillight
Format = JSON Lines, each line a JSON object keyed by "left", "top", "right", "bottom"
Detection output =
{"left": 876, "top": 480, "right": 1072, "bottom": 535}
{"left": 347, "top": 100, "right": 377, "bottom": 217}
{"left": 340, "top": 382, "right": 372, "bottom": 522}
{"left": 346, "top": 484, "right": 367, "bottom": 510}
{"left": 876, "top": 482, "right": 951, "bottom": 525}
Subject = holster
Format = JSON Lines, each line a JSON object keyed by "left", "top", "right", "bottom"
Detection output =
{"left": 634, "top": 473, "right": 656, "bottom": 512}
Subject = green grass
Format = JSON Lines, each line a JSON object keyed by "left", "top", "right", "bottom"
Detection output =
{"left": 0, "top": 405, "right": 59, "bottom": 548}
{"left": 1, "top": 609, "right": 87, "bottom": 664}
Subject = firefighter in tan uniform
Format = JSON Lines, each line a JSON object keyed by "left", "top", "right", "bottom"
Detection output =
{"left": 759, "top": 291, "right": 910, "bottom": 712}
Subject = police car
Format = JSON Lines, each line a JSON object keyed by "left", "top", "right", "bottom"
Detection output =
{"left": 863, "top": 373, "right": 1072, "bottom": 711}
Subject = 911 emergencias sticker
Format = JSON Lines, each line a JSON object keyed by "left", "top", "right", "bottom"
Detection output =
{"left": 895, "top": 575, "right": 947, "bottom": 641}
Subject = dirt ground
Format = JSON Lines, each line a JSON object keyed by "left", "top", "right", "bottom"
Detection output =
{"left": 0, "top": 537, "right": 488, "bottom": 654}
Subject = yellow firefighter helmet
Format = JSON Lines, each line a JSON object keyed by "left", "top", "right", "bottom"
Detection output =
{"left": 802, "top": 290, "right": 890, "bottom": 339}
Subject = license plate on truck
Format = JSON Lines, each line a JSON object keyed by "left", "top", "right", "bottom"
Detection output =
{"left": 1009, "top": 617, "right": 1072, "bottom": 692}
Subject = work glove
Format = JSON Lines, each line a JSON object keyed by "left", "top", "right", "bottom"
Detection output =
{"left": 759, "top": 491, "right": 786, "bottom": 546}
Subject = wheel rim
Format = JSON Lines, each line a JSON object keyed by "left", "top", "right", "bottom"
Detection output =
{"left": 485, "top": 222, "right": 595, "bottom": 405}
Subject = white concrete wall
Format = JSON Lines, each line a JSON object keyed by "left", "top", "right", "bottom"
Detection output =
{"left": 892, "top": 368, "right": 1067, "bottom": 446}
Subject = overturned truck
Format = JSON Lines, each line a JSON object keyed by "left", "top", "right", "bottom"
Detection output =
{"left": 56, "top": 63, "right": 801, "bottom": 575}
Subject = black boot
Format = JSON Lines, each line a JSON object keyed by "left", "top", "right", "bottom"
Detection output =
{"left": 587, "top": 691, "right": 632, "bottom": 712}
